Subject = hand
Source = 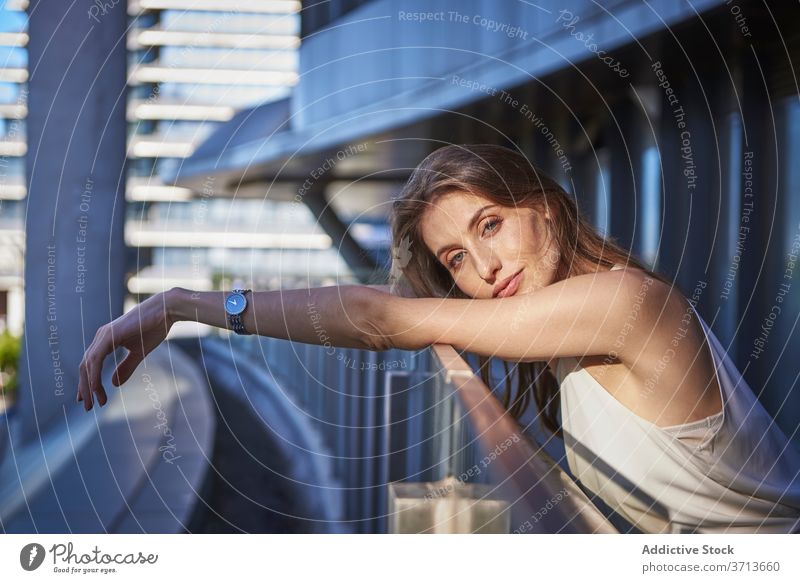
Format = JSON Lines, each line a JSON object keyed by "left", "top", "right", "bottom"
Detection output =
{"left": 77, "top": 289, "right": 179, "bottom": 411}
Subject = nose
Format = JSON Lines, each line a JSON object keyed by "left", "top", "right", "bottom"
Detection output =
{"left": 471, "top": 245, "right": 501, "bottom": 282}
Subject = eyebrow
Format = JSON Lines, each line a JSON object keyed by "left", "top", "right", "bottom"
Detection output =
{"left": 435, "top": 204, "right": 498, "bottom": 259}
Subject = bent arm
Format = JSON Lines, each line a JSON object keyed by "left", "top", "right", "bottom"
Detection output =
{"left": 364, "top": 278, "right": 418, "bottom": 298}
{"left": 363, "top": 268, "right": 668, "bottom": 366}
{"left": 167, "top": 284, "right": 377, "bottom": 351}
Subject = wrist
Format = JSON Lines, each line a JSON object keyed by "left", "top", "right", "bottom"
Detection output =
{"left": 165, "top": 286, "right": 188, "bottom": 326}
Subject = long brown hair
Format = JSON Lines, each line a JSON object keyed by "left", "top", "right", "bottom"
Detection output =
{"left": 389, "top": 143, "right": 670, "bottom": 438}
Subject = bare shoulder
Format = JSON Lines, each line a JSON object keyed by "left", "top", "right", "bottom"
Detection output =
{"left": 559, "top": 263, "right": 673, "bottom": 332}
{"left": 590, "top": 264, "right": 687, "bottom": 360}
{"left": 567, "top": 264, "right": 674, "bottom": 372}
{"left": 613, "top": 265, "right": 691, "bottom": 340}
{"left": 604, "top": 264, "right": 676, "bottom": 323}
{"left": 578, "top": 266, "right": 722, "bottom": 426}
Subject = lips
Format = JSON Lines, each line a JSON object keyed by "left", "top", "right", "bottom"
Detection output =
{"left": 493, "top": 269, "right": 523, "bottom": 298}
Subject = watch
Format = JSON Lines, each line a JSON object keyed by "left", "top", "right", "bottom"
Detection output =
{"left": 224, "top": 288, "right": 252, "bottom": 335}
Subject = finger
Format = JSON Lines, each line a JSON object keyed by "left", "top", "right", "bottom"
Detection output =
{"left": 90, "top": 326, "right": 117, "bottom": 407}
{"left": 77, "top": 362, "right": 84, "bottom": 403}
{"left": 76, "top": 366, "right": 82, "bottom": 402}
{"left": 78, "top": 359, "right": 92, "bottom": 411}
{"left": 88, "top": 357, "right": 108, "bottom": 408}
{"left": 112, "top": 350, "right": 142, "bottom": 387}
{"left": 78, "top": 326, "right": 106, "bottom": 410}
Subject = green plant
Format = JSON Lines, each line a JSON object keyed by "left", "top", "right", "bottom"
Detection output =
{"left": 0, "top": 329, "right": 21, "bottom": 400}
{"left": 211, "top": 271, "right": 231, "bottom": 291}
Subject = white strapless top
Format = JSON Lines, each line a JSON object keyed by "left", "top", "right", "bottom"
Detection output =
{"left": 557, "top": 264, "right": 800, "bottom": 533}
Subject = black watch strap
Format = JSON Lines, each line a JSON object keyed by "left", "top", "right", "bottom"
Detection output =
{"left": 227, "top": 288, "right": 252, "bottom": 335}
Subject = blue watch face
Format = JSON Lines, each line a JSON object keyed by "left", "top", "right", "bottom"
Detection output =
{"left": 225, "top": 292, "right": 246, "bottom": 315}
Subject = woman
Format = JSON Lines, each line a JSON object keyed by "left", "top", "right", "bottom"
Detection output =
{"left": 77, "top": 144, "right": 800, "bottom": 534}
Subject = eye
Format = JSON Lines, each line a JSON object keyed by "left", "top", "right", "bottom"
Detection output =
{"left": 483, "top": 218, "right": 501, "bottom": 235}
{"left": 446, "top": 218, "right": 502, "bottom": 270}
{"left": 448, "top": 251, "right": 465, "bottom": 270}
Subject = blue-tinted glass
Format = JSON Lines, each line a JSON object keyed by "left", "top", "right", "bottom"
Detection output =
{"left": 641, "top": 145, "right": 661, "bottom": 268}
{"left": 594, "top": 149, "right": 611, "bottom": 236}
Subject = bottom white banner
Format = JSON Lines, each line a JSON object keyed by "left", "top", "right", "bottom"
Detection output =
{"left": 0, "top": 534, "right": 797, "bottom": 582}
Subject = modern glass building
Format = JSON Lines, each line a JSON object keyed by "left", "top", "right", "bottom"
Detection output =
{"left": 124, "top": 1, "right": 352, "bottom": 315}
{"left": 0, "top": 0, "right": 358, "bottom": 334}
{"left": 0, "top": 0, "right": 26, "bottom": 335}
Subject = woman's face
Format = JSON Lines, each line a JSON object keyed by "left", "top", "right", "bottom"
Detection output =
{"left": 419, "top": 190, "right": 559, "bottom": 299}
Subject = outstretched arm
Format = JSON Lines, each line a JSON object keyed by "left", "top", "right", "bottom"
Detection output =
{"left": 361, "top": 267, "right": 671, "bottom": 367}
{"left": 77, "top": 284, "right": 375, "bottom": 410}
{"left": 167, "top": 284, "right": 375, "bottom": 350}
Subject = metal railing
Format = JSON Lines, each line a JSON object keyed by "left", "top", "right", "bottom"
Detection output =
{"left": 412, "top": 345, "right": 617, "bottom": 533}
{"left": 229, "top": 333, "right": 616, "bottom": 533}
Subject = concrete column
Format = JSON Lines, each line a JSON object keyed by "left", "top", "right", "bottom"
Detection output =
{"left": 17, "top": 0, "right": 127, "bottom": 443}
{"left": 302, "top": 179, "right": 380, "bottom": 283}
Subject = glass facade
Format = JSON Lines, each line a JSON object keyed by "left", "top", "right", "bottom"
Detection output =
{"left": 124, "top": 2, "right": 333, "bottom": 299}
{"left": 0, "top": 4, "right": 26, "bottom": 334}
